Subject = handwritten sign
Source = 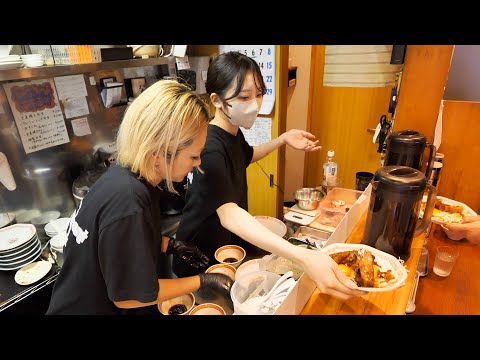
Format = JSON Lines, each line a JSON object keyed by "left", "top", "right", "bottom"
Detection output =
{"left": 53, "top": 74, "right": 88, "bottom": 100}
{"left": 62, "top": 97, "right": 90, "bottom": 119}
{"left": 3, "top": 79, "right": 69, "bottom": 154}
{"left": 71, "top": 117, "right": 91, "bottom": 136}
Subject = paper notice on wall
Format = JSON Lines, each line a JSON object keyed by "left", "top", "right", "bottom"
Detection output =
{"left": 53, "top": 74, "right": 88, "bottom": 100}
{"left": 2, "top": 79, "right": 70, "bottom": 154}
{"left": 62, "top": 97, "right": 90, "bottom": 119}
{"left": 176, "top": 55, "right": 190, "bottom": 70}
{"left": 240, "top": 117, "right": 272, "bottom": 146}
{"left": 71, "top": 117, "right": 91, "bottom": 136}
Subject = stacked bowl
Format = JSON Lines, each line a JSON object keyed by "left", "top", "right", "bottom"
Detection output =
{"left": 0, "top": 55, "right": 23, "bottom": 70}
{"left": 44, "top": 217, "right": 70, "bottom": 238}
{"left": 49, "top": 232, "right": 67, "bottom": 267}
{"left": 20, "top": 54, "right": 44, "bottom": 68}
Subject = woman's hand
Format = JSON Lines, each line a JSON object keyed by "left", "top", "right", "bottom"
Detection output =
{"left": 281, "top": 129, "right": 321, "bottom": 152}
{"left": 462, "top": 215, "right": 480, "bottom": 224}
{"left": 300, "top": 249, "right": 368, "bottom": 300}
{"left": 444, "top": 219, "right": 480, "bottom": 245}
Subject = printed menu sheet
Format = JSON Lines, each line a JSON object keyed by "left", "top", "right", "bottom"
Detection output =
{"left": 3, "top": 79, "right": 70, "bottom": 154}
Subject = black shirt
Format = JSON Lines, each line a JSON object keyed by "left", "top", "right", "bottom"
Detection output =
{"left": 173, "top": 124, "right": 254, "bottom": 277}
{"left": 46, "top": 165, "right": 162, "bottom": 315}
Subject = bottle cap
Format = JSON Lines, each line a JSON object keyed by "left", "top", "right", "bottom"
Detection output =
{"left": 328, "top": 150, "right": 335, "bottom": 157}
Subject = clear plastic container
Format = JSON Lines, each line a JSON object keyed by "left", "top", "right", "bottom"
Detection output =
{"left": 315, "top": 208, "right": 346, "bottom": 229}
{"left": 318, "top": 187, "right": 363, "bottom": 215}
{"left": 230, "top": 271, "right": 281, "bottom": 315}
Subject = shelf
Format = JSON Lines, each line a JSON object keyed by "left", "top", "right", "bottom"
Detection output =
{"left": 0, "top": 57, "right": 170, "bottom": 82}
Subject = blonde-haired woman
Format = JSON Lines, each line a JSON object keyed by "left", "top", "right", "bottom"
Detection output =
{"left": 47, "top": 80, "right": 232, "bottom": 315}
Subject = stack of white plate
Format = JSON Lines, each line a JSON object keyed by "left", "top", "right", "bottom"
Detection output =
{"left": 0, "top": 224, "right": 42, "bottom": 271}
{"left": 0, "top": 55, "right": 24, "bottom": 70}
{"left": 20, "top": 54, "right": 44, "bottom": 68}
{"left": 44, "top": 217, "right": 70, "bottom": 237}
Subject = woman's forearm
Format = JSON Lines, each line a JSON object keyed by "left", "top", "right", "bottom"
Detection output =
{"left": 251, "top": 135, "right": 285, "bottom": 163}
{"left": 217, "top": 202, "right": 309, "bottom": 266}
{"left": 114, "top": 276, "right": 201, "bottom": 309}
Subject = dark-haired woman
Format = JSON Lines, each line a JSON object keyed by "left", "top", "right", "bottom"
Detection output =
{"left": 174, "top": 52, "right": 366, "bottom": 301}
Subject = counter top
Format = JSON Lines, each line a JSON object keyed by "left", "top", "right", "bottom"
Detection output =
{"left": 412, "top": 224, "right": 480, "bottom": 315}
{"left": 301, "top": 213, "right": 424, "bottom": 315}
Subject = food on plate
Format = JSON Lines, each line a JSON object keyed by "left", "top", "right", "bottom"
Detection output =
{"left": 330, "top": 249, "right": 395, "bottom": 288}
{"left": 421, "top": 199, "right": 465, "bottom": 223}
{"left": 263, "top": 255, "right": 303, "bottom": 280}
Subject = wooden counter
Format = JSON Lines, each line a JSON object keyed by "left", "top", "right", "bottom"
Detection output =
{"left": 301, "top": 213, "right": 424, "bottom": 315}
{"left": 412, "top": 224, "right": 480, "bottom": 315}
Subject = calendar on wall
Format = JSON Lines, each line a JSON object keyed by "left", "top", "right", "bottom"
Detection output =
{"left": 219, "top": 45, "right": 276, "bottom": 115}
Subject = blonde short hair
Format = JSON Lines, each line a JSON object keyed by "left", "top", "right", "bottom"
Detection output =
{"left": 116, "top": 80, "right": 209, "bottom": 192}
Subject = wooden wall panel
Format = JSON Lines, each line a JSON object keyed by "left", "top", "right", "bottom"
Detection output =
{"left": 305, "top": 45, "right": 391, "bottom": 190}
{"left": 436, "top": 101, "right": 480, "bottom": 213}
{"left": 394, "top": 45, "right": 454, "bottom": 141}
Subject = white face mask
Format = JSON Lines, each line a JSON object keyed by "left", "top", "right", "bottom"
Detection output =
{"left": 223, "top": 98, "right": 259, "bottom": 129}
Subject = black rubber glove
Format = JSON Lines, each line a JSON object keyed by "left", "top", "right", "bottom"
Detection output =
{"left": 199, "top": 272, "right": 234, "bottom": 296}
{"left": 167, "top": 238, "right": 209, "bottom": 271}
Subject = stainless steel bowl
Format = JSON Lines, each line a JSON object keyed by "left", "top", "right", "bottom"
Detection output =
{"left": 293, "top": 188, "right": 325, "bottom": 210}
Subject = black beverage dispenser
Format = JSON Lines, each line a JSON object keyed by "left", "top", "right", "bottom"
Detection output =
{"left": 361, "top": 166, "right": 436, "bottom": 260}
{"left": 384, "top": 130, "right": 436, "bottom": 180}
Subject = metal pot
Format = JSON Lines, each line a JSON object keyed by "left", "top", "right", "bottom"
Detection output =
{"left": 293, "top": 188, "right": 325, "bottom": 210}
{"left": 72, "top": 167, "right": 107, "bottom": 206}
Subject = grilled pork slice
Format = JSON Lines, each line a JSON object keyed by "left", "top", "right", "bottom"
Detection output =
{"left": 357, "top": 250, "right": 375, "bottom": 287}
{"left": 330, "top": 251, "right": 357, "bottom": 267}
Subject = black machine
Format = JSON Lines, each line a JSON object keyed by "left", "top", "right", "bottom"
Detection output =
{"left": 384, "top": 130, "right": 436, "bottom": 180}
{"left": 361, "top": 166, "right": 436, "bottom": 260}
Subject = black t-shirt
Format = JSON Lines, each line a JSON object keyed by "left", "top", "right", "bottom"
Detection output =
{"left": 173, "top": 124, "right": 254, "bottom": 277}
{"left": 46, "top": 165, "right": 163, "bottom": 315}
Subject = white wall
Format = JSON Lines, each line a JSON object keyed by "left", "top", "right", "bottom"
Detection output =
{"left": 284, "top": 45, "right": 312, "bottom": 202}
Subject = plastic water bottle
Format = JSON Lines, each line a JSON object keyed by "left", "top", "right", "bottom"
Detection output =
{"left": 322, "top": 150, "right": 338, "bottom": 194}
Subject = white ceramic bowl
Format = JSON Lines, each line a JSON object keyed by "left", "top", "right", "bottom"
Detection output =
{"left": 50, "top": 232, "right": 67, "bottom": 250}
{"left": 189, "top": 303, "right": 226, "bottom": 315}
{"left": 206, "top": 263, "right": 236, "bottom": 281}
{"left": 214, "top": 245, "right": 246, "bottom": 268}
{"left": 254, "top": 216, "right": 287, "bottom": 238}
{"left": 20, "top": 54, "right": 43, "bottom": 59}
{"left": 235, "top": 258, "right": 261, "bottom": 280}
{"left": 158, "top": 293, "right": 195, "bottom": 315}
